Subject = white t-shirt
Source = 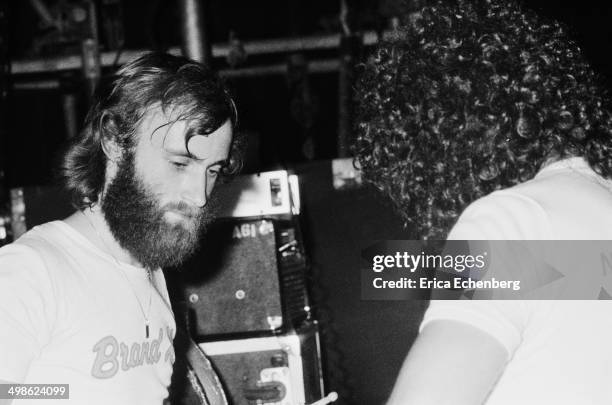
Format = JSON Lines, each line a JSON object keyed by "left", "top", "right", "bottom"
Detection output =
{"left": 0, "top": 220, "right": 176, "bottom": 405}
{"left": 421, "top": 157, "right": 612, "bottom": 404}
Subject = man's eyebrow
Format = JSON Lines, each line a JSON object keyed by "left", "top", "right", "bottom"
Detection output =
{"left": 195, "top": 158, "right": 230, "bottom": 168}
{"left": 164, "top": 150, "right": 228, "bottom": 166}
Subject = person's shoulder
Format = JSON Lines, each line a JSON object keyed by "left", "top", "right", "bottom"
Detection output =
{"left": 448, "top": 188, "right": 551, "bottom": 240}
{"left": 449, "top": 157, "right": 612, "bottom": 240}
{"left": 0, "top": 239, "right": 47, "bottom": 269}
{"left": 511, "top": 157, "right": 612, "bottom": 206}
{"left": 1, "top": 221, "right": 72, "bottom": 269}
{"left": 511, "top": 158, "right": 612, "bottom": 239}
{"left": 12, "top": 221, "right": 63, "bottom": 247}
{"left": 0, "top": 234, "right": 50, "bottom": 285}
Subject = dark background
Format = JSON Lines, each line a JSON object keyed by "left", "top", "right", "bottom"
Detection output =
{"left": 3, "top": 0, "right": 612, "bottom": 187}
{"left": 2, "top": 1, "right": 612, "bottom": 404}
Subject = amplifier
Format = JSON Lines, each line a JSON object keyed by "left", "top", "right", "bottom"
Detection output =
{"left": 178, "top": 170, "right": 311, "bottom": 338}
{"left": 199, "top": 323, "right": 325, "bottom": 405}
{"left": 180, "top": 216, "right": 310, "bottom": 338}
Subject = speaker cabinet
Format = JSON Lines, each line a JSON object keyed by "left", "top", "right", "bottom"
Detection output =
{"left": 179, "top": 217, "right": 310, "bottom": 338}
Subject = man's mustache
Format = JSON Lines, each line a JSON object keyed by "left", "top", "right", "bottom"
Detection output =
{"left": 163, "top": 201, "right": 203, "bottom": 219}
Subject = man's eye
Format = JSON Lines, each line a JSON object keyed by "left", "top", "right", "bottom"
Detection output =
{"left": 208, "top": 168, "right": 220, "bottom": 177}
{"left": 170, "top": 161, "right": 188, "bottom": 169}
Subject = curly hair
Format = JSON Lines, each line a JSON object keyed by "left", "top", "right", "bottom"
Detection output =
{"left": 61, "top": 52, "right": 239, "bottom": 209}
{"left": 354, "top": 0, "right": 612, "bottom": 239}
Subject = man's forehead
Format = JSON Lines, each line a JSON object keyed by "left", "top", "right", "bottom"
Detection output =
{"left": 138, "top": 107, "right": 232, "bottom": 160}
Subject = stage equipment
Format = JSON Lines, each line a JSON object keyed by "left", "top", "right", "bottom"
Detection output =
{"left": 199, "top": 323, "right": 329, "bottom": 405}
{"left": 28, "top": 0, "right": 99, "bottom": 57}
{"left": 178, "top": 170, "right": 311, "bottom": 338}
{"left": 179, "top": 0, "right": 212, "bottom": 64}
{"left": 169, "top": 170, "right": 333, "bottom": 405}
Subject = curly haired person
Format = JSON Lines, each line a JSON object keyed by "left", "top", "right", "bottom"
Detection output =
{"left": 354, "top": 0, "right": 612, "bottom": 403}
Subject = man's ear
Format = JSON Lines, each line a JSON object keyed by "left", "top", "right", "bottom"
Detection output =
{"left": 99, "top": 111, "right": 122, "bottom": 162}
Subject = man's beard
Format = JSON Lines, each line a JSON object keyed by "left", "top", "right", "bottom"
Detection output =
{"left": 100, "top": 152, "right": 218, "bottom": 269}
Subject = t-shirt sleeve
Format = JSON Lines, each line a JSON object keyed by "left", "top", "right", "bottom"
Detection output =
{"left": 0, "top": 243, "right": 56, "bottom": 382}
{"left": 421, "top": 191, "right": 551, "bottom": 358}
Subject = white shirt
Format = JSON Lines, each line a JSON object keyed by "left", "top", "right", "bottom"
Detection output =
{"left": 0, "top": 221, "right": 176, "bottom": 405}
{"left": 422, "top": 158, "right": 612, "bottom": 404}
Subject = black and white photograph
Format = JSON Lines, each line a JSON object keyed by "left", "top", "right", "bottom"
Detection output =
{"left": 2, "top": 0, "right": 612, "bottom": 404}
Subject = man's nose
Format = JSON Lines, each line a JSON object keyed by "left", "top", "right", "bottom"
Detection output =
{"left": 182, "top": 172, "right": 209, "bottom": 208}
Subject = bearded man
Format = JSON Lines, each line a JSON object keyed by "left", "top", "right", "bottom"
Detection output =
{"left": 354, "top": 0, "right": 612, "bottom": 404}
{"left": 0, "top": 52, "right": 238, "bottom": 405}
